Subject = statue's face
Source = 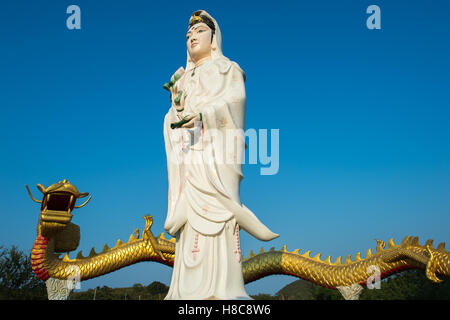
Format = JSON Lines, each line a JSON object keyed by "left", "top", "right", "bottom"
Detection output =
{"left": 186, "top": 22, "right": 212, "bottom": 64}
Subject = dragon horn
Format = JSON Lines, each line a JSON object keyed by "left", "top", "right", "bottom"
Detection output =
{"left": 37, "top": 184, "right": 46, "bottom": 194}
{"left": 74, "top": 195, "right": 92, "bottom": 208}
{"left": 25, "top": 185, "right": 41, "bottom": 203}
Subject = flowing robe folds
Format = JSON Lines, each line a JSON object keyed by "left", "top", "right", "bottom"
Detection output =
{"left": 163, "top": 57, "right": 278, "bottom": 300}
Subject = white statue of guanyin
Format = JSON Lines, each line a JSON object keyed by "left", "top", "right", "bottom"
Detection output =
{"left": 163, "top": 10, "right": 279, "bottom": 300}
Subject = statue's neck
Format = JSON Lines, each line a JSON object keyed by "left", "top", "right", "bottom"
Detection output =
{"left": 194, "top": 55, "right": 212, "bottom": 68}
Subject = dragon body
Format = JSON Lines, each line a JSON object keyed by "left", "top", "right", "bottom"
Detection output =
{"left": 28, "top": 180, "right": 450, "bottom": 294}
{"left": 31, "top": 217, "right": 176, "bottom": 282}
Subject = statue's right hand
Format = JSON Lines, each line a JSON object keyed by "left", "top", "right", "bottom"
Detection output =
{"left": 169, "top": 86, "right": 177, "bottom": 103}
{"left": 171, "top": 90, "right": 186, "bottom": 120}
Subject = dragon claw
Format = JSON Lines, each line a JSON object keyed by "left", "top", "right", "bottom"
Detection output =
{"left": 425, "top": 246, "right": 443, "bottom": 283}
{"left": 142, "top": 215, "right": 166, "bottom": 261}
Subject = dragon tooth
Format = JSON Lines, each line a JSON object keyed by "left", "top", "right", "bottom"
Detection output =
{"left": 76, "top": 251, "right": 84, "bottom": 259}
{"left": 115, "top": 239, "right": 124, "bottom": 248}
{"left": 169, "top": 237, "right": 176, "bottom": 243}
{"left": 102, "top": 244, "right": 110, "bottom": 253}
{"left": 366, "top": 248, "right": 373, "bottom": 258}
{"left": 269, "top": 247, "right": 275, "bottom": 252}
{"left": 401, "top": 235, "right": 411, "bottom": 246}
{"left": 324, "top": 256, "right": 332, "bottom": 264}
{"left": 62, "top": 253, "right": 71, "bottom": 261}
{"left": 159, "top": 233, "right": 167, "bottom": 240}
{"left": 425, "top": 239, "right": 434, "bottom": 249}
{"left": 412, "top": 236, "right": 419, "bottom": 246}
{"left": 354, "top": 252, "right": 362, "bottom": 262}
{"left": 312, "top": 253, "right": 322, "bottom": 262}
{"left": 68, "top": 195, "right": 74, "bottom": 213}
{"left": 388, "top": 238, "right": 396, "bottom": 249}
{"left": 128, "top": 233, "right": 136, "bottom": 243}
{"left": 281, "top": 245, "right": 287, "bottom": 252}
{"left": 437, "top": 242, "right": 446, "bottom": 252}
{"left": 292, "top": 249, "right": 300, "bottom": 255}
{"left": 375, "top": 239, "right": 386, "bottom": 252}
{"left": 88, "top": 248, "right": 96, "bottom": 258}
{"left": 259, "top": 247, "right": 265, "bottom": 254}
{"left": 302, "top": 250, "right": 311, "bottom": 258}
{"left": 344, "top": 254, "right": 352, "bottom": 264}
{"left": 249, "top": 250, "right": 255, "bottom": 258}
{"left": 334, "top": 256, "right": 342, "bottom": 265}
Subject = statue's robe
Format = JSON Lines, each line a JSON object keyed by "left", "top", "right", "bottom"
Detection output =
{"left": 163, "top": 57, "right": 278, "bottom": 300}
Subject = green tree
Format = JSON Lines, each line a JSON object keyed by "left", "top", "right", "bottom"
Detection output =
{"left": 0, "top": 245, "right": 47, "bottom": 300}
{"left": 146, "top": 281, "right": 169, "bottom": 300}
{"left": 360, "top": 269, "right": 450, "bottom": 300}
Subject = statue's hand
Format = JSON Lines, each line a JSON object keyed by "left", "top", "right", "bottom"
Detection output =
{"left": 180, "top": 113, "right": 201, "bottom": 128}
{"left": 170, "top": 87, "right": 186, "bottom": 120}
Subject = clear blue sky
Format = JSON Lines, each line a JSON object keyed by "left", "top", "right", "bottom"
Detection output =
{"left": 1, "top": 0, "right": 449, "bottom": 295}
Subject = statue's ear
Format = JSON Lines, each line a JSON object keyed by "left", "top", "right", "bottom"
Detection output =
{"left": 37, "top": 184, "right": 46, "bottom": 194}
{"left": 78, "top": 192, "right": 89, "bottom": 198}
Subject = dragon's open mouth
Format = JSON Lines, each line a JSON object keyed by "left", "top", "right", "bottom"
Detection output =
{"left": 41, "top": 192, "right": 74, "bottom": 224}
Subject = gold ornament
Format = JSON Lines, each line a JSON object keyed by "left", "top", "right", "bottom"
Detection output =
{"left": 189, "top": 14, "right": 203, "bottom": 26}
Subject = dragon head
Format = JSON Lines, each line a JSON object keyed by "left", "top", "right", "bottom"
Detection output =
{"left": 26, "top": 179, "right": 91, "bottom": 250}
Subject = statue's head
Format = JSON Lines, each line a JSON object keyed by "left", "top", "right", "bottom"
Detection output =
{"left": 186, "top": 11, "right": 216, "bottom": 64}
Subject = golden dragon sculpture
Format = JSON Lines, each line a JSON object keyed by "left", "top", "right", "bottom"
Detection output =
{"left": 28, "top": 180, "right": 450, "bottom": 294}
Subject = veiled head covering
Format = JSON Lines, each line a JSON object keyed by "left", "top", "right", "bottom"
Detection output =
{"left": 185, "top": 10, "right": 224, "bottom": 71}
